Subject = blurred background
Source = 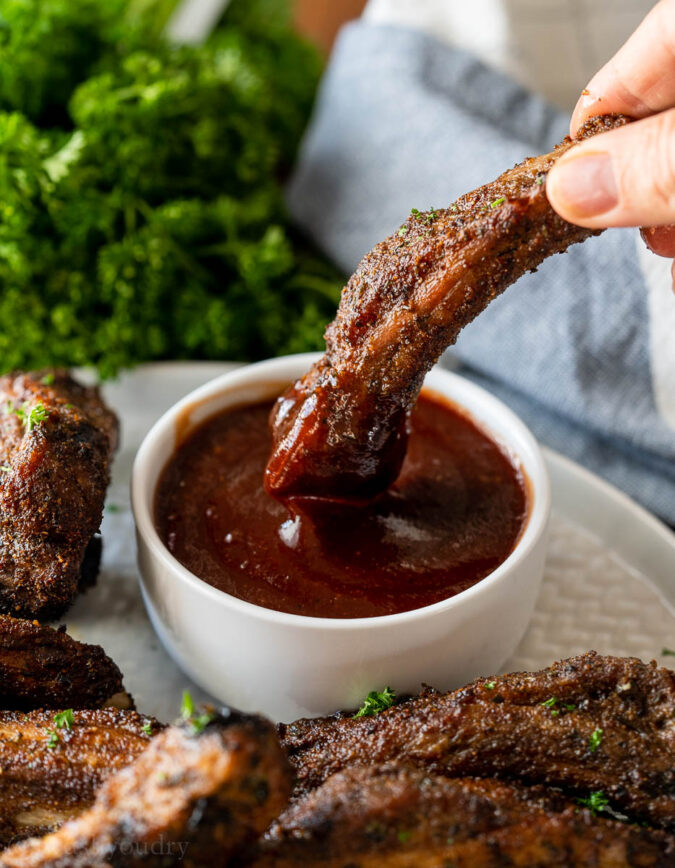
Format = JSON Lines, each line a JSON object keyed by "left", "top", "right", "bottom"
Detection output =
{"left": 0, "top": 0, "right": 364, "bottom": 379}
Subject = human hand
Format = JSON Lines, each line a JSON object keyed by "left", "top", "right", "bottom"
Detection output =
{"left": 546, "top": 0, "right": 675, "bottom": 285}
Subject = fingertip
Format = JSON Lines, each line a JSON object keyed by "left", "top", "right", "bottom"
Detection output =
{"left": 641, "top": 225, "right": 675, "bottom": 258}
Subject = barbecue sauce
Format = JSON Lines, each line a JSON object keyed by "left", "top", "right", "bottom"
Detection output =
{"left": 155, "top": 392, "right": 528, "bottom": 619}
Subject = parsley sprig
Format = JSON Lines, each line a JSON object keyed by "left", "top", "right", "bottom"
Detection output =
{"left": 180, "top": 690, "right": 215, "bottom": 735}
{"left": 53, "top": 709, "right": 74, "bottom": 731}
{"left": 7, "top": 401, "right": 49, "bottom": 432}
{"left": 540, "top": 696, "right": 576, "bottom": 717}
{"left": 354, "top": 687, "right": 396, "bottom": 718}
{"left": 577, "top": 791, "right": 609, "bottom": 814}
{"left": 588, "top": 728, "right": 603, "bottom": 753}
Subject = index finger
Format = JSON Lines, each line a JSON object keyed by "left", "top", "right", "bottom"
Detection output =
{"left": 571, "top": 0, "right": 675, "bottom": 134}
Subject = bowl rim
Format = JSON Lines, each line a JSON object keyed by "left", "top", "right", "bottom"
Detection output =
{"left": 131, "top": 352, "right": 551, "bottom": 632}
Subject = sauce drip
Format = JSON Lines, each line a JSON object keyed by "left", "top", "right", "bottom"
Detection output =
{"left": 155, "top": 392, "right": 528, "bottom": 619}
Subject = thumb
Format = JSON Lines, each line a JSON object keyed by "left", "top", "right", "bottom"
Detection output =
{"left": 547, "top": 109, "right": 675, "bottom": 229}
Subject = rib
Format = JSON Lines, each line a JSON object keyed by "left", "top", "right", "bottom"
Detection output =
{"left": 0, "top": 710, "right": 292, "bottom": 868}
{"left": 0, "top": 708, "right": 157, "bottom": 849}
{"left": 279, "top": 652, "right": 675, "bottom": 829}
{"left": 250, "top": 765, "right": 674, "bottom": 867}
{"left": 265, "top": 114, "right": 629, "bottom": 502}
{"left": 0, "top": 615, "right": 131, "bottom": 712}
{"left": 0, "top": 370, "right": 118, "bottom": 619}
{"left": 252, "top": 813, "right": 675, "bottom": 867}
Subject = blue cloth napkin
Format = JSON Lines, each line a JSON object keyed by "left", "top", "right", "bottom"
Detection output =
{"left": 287, "top": 21, "right": 675, "bottom": 525}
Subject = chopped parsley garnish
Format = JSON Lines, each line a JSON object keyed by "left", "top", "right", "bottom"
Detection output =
{"left": 536, "top": 174, "right": 545, "bottom": 186}
{"left": 53, "top": 709, "right": 74, "bottom": 731}
{"left": 180, "top": 690, "right": 215, "bottom": 734}
{"left": 662, "top": 647, "right": 675, "bottom": 657}
{"left": 27, "top": 404, "right": 49, "bottom": 431}
{"left": 106, "top": 504, "right": 121, "bottom": 513}
{"left": 410, "top": 207, "right": 438, "bottom": 225}
{"left": 541, "top": 696, "right": 576, "bottom": 717}
{"left": 451, "top": 204, "right": 459, "bottom": 212}
{"left": 46, "top": 729, "right": 60, "bottom": 749}
{"left": 588, "top": 728, "right": 603, "bottom": 752}
{"left": 0, "top": 464, "right": 10, "bottom": 473}
{"left": 142, "top": 721, "right": 153, "bottom": 736}
{"left": 490, "top": 196, "right": 506, "bottom": 208}
{"left": 41, "top": 374, "right": 55, "bottom": 386}
{"left": 398, "top": 226, "right": 408, "bottom": 237}
{"left": 577, "top": 791, "right": 609, "bottom": 814}
{"left": 7, "top": 402, "right": 49, "bottom": 431}
{"left": 410, "top": 208, "right": 421, "bottom": 217}
{"left": 484, "top": 681, "right": 496, "bottom": 690}
{"left": 354, "top": 686, "right": 396, "bottom": 718}
{"left": 397, "top": 830, "right": 412, "bottom": 844}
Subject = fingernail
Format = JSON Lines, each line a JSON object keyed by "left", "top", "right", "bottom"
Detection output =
{"left": 550, "top": 153, "right": 618, "bottom": 218}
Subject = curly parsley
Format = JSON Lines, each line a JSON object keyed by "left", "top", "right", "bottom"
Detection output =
{"left": 577, "top": 791, "right": 609, "bottom": 815}
{"left": 180, "top": 690, "right": 215, "bottom": 735}
{"left": 588, "top": 728, "right": 603, "bottom": 753}
{"left": 53, "top": 709, "right": 74, "bottom": 731}
{"left": 354, "top": 687, "right": 396, "bottom": 718}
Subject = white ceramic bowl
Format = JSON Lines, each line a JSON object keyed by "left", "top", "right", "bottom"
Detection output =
{"left": 132, "top": 353, "right": 550, "bottom": 722}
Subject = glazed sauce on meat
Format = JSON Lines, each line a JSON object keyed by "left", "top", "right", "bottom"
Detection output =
{"left": 155, "top": 392, "right": 528, "bottom": 619}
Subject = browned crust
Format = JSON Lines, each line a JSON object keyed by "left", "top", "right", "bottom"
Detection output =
{"left": 279, "top": 652, "right": 675, "bottom": 829}
{"left": 250, "top": 766, "right": 674, "bottom": 867}
{"left": 0, "top": 712, "right": 292, "bottom": 868}
{"left": 0, "top": 615, "right": 130, "bottom": 712}
{"left": 266, "top": 115, "right": 630, "bottom": 501}
{"left": 0, "top": 708, "right": 158, "bottom": 849}
{"left": 0, "top": 370, "right": 118, "bottom": 619}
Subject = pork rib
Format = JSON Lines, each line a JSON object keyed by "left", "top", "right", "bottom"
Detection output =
{"left": 0, "top": 370, "right": 118, "bottom": 619}
{"left": 251, "top": 765, "right": 674, "bottom": 867}
{"left": 266, "top": 115, "right": 628, "bottom": 502}
{"left": 0, "top": 710, "right": 292, "bottom": 868}
{"left": 279, "top": 652, "right": 675, "bottom": 829}
{"left": 0, "top": 615, "right": 130, "bottom": 712}
{"left": 0, "top": 708, "right": 157, "bottom": 849}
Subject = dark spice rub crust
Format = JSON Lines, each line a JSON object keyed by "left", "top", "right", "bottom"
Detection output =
{"left": 251, "top": 765, "right": 675, "bottom": 867}
{"left": 279, "top": 652, "right": 675, "bottom": 830}
{"left": 0, "top": 711, "right": 292, "bottom": 868}
{"left": 0, "top": 615, "right": 130, "bottom": 712}
{"left": 0, "top": 708, "right": 158, "bottom": 850}
{"left": 0, "top": 370, "right": 118, "bottom": 619}
{"left": 266, "top": 114, "right": 629, "bottom": 502}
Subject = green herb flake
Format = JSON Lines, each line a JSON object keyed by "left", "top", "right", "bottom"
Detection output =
{"left": 577, "top": 791, "right": 609, "bottom": 815}
{"left": 354, "top": 686, "right": 396, "bottom": 718}
{"left": 0, "top": 464, "right": 10, "bottom": 473}
{"left": 541, "top": 697, "right": 557, "bottom": 709}
{"left": 142, "top": 721, "right": 153, "bottom": 736}
{"left": 451, "top": 204, "right": 459, "bottom": 212}
{"left": 397, "top": 830, "right": 412, "bottom": 844}
{"left": 46, "top": 729, "right": 60, "bottom": 749}
{"left": 180, "top": 690, "right": 215, "bottom": 735}
{"left": 662, "top": 647, "right": 675, "bottom": 657}
{"left": 410, "top": 208, "right": 420, "bottom": 218}
{"left": 588, "top": 728, "right": 603, "bottom": 753}
{"left": 484, "top": 681, "right": 496, "bottom": 690}
{"left": 106, "top": 504, "right": 121, "bottom": 513}
{"left": 490, "top": 196, "right": 506, "bottom": 208}
{"left": 53, "top": 709, "right": 74, "bottom": 731}
{"left": 41, "top": 374, "right": 55, "bottom": 386}
{"left": 398, "top": 226, "right": 408, "bottom": 237}
{"left": 27, "top": 404, "right": 49, "bottom": 431}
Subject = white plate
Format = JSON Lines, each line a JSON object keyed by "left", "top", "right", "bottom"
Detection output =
{"left": 63, "top": 362, "right": 675, "bottom": 722}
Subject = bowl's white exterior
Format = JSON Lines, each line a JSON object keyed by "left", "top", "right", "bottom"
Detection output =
{"left": 132, "top": 353, "right": 550, "bottom": 722}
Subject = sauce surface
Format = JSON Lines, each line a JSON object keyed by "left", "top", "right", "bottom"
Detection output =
{"left": 155, "top": 392, "right": 528, "bottom": 618}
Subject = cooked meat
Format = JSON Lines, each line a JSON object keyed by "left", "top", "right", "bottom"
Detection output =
{"left": 251, "top": 812, "right": 675, "bottom": 867}
{"left": 0, "top": 708, "right": 157, "bottom": 849}
{"left": 0, "top": 370, "right": 118, "bottom": 619}
{"left": 279, "top": 652, "right": 675, "bottom": 829}
{"left": 0, "top": 615, "right": 131, "bottom": 712}
{"left": 265, "top": 115, "right": 629, "bottom": 502}
{"left": 0, "top": 710, "right": 292, "bottom": 868}
{"left": 250, "top": 765, "right": 674, "bottom": 867}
